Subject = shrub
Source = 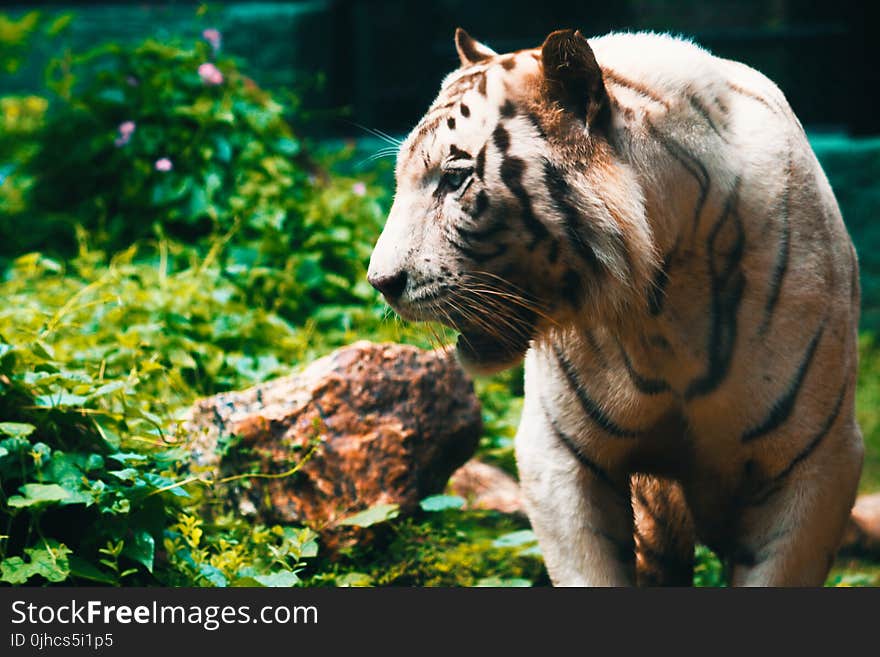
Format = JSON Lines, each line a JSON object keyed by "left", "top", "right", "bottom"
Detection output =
{"left": 26, "top": 36, "right": 305, "bottom": 246}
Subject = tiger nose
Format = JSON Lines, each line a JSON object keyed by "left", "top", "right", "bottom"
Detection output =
{"left": 368, "top": 270, "right": 408, "bottom": 301}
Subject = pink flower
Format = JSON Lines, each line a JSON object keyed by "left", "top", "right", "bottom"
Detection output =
{"left": 352, "top": 182, "right": 367, "bottom": 197}
{"left": 155, "top": 158, "right": 173, "bottom": 172}
{"left": 202, "top": 28, "right": 222, "bottom": 52}
{"left": 114, "top": 120, "right": 136, "bottom": 147}
{"left": 125, "top": 75, "right": 139, "bottom": 87}
{"left": 198, "top": 62, "right": 224, "bottom": 86}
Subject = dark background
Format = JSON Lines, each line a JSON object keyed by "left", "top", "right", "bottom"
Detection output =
{"left": 3, "top": 0, "right": 878, "bottom": 136}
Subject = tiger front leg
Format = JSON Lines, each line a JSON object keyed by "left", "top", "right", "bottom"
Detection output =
{"left": 515, "top": 401, "right": 636, "bottom": 586}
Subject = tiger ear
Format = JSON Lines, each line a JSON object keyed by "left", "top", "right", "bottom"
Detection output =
{"left": 541, "top": 29, "right": 608, "bottom": 126}
{"left": 455, "top": 27, "right": 497, "bottom": 66}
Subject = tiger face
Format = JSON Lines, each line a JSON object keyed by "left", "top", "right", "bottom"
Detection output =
{"left": 368, "top": 29, "right": 655, "bottom": 374}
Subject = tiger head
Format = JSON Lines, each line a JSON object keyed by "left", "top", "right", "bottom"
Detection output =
{"left": 368, "top": 28, "right": 656, "bottom": 374}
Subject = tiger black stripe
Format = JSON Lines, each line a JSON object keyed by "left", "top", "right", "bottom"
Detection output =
{"left": 726, "top": 81, "right": 777, "bottom": 114}
{"left": 450, "top": 238, "right": 507, "bottom": 263}
{"left": 543, "top": 161, "right": 604, "bottom": 275}
{"left": 685, "top": 182, "right": 745, "bottom": 400}
{"left": 562, "top": 269, "right": 584, "bottom": 307}
{"left": 554, "top": 345, "right": 641, "bottom": 438}
{"left": 618, "top": 342, "right": 671, "bottom": 395}
{"left": 457, "top": 215, "right": 504, "bottom": 243}
{"left": 849, "top": 245, "right": 859, "bottom": 307}
{"left": 747, "top": 381, "right": 848, "bottom": 507}
{"left": 492, "top": 124, "right": 510, "bottom": 153}
{"left": 500, "top": 157, "right": 549, "bottom": 248}
{"left": 633, "top": 489, "right": 662, "bottom": 524}
{"left": 742, "top": 322, "right": 825, "bottom": 443}
{"left": 475, "top": 145, "right": 487, "bottom": 179}
{"left": 645, "top": 118, "right": 710, "bottom": 237}
{"left": 542, "top": 403, "right": 622, "bottom": 495}
{"left": 444, "top": 71, "right": 485, "bottom": 98}
{"left": 447, "top": 117, "right": 455, "bottom": 130}
{"left": 759, "top": 154, "right": 792, "bottom": 336}
{"left": 688, "top": 94, "right": 726, "bottom": 140}
{"left": 603, "top": 68, "right": 670, "bottom": 108}
{"left": 448, "top": 145, "right": 471, "bottom": 160}
{"left": 472, "top": 190, "right": 489, "bottom": 217}
{"left": 648, "top": 253, "right": 672, "bottom": 315}
{"left": 525, "top": 112, "right": 548, "bottom": 139}
{"left": 500, "top": 99, "right": 516, "bottom": 118}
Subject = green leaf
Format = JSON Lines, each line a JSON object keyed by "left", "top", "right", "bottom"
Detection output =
{"left": 214, "top": 136, "right": 232, "bottom": 162}
{"left": 87, "top": 380, "right": 126, "bottom": 400}
{"left": 97, "top": 88, "right": 125, "bottom": 105}
{"left": 275, "top": 137, "right": 300, "bottom": 156}
{"left": 1, "top": 540, "right": 72, "bottom": 584}
{"left": 68, "top": 556, "right": 117, "bottom": 585}
{"left": 123, "top": 530, "right": 155, "bottom": 573}
{"left": 300, "top": 539, "right": 319, "bottom": 559}
{"left": 7, "top": 483, "right": 87, "bottom": 508}
{"left": 0, "top": 557, "right": 32, "bottom": 584}
{"left": 34, "top": 391, "right": 88, "bottom": 408}
{"left": 337, "top": 503, "right": 400, "bottom": 528}
{"left": 94, "top": 419, "right": 121, "bottom": 449}
{"left": 475, "top": 577, "right": 532, "bottom": 587}
{"left": 107, "top": 451, "right": 147, "bottom": 463}
{"left": 419, "top": 494, "right": 465, "bottom": 512}
{"left": 253, "top": 570, "right": 300, "bottom": 587}
{"left": 335, "top": 572, "right": 373, "bottom": 587}
{"left": 492, "top": 530, "right": 538, "bottom": 549}
{"left": 108, "top": 468, "right": 139, "bottom": 483}
{"left": 198, "top": 563, "right": 228, "bottom": 587}
{"left": 45, "top": 13, "right": 73, "bottom": 36}
{"left": 25, "top": 540, "right": 72, "bottom": 583}
{"left": 0, "top": 422, "right": 36, "bottom": 438}
{"left": 141, "top": 472, "right": 189, "bottom": 497}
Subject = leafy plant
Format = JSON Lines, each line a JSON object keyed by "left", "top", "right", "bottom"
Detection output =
{"left": 27, "top": 34, "right": 304, "bottom": 246}
{"left": 163, "top": 512, "right": 318, "bottom": 587}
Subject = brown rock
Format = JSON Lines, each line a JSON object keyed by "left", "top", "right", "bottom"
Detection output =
{"left": 840, "top": 493, "right": 880, "bottom": 556}
{"left": 448, "top": 460, "right": 524, "bottom": 515}
{"left": 185, "top": 341, "right": 482, "bottom": 548}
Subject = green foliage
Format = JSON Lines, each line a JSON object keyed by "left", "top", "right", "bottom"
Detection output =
{"left": 1, "top": 538, "right": 71, "bottom": 584}
{"left": 693, "top": 545, "right": 726, "bottom": 587}
{"left": 0, "top": 18, "right": 393, "bottom": 585}
{"left": 826, "top": 558, "right": 880, "bottom": 587}
{"left": 0, "top": 11, "right": 41, "bottom": 75}
{"left": 420, "top": 495, "right": 466, "bottom": 512}
{"left": 320, "top": 506, "right": 546, "bottom": 587}
{"left": 857, "top": 334, "right": 880, "bottom": 491}
{"left": 162, "top": 513, "right": 318, "bottom": 587}
{"left": 337, "top": 503, "right": 401, "bottom": 528}
{"left": 475, "top": 366, "right": 524, "bottom": 476}
{"left": 26, "top": 36, "right": 303, "bottom": 246}
{"left": 4, "top": 30, "right": 388, "bottom": 330}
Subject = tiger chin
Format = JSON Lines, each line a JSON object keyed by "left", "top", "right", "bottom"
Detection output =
{"left": 368, "top": 27, "right": 863, "bottom": 586}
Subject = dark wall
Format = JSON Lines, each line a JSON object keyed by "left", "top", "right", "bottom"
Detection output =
{"left": 328, "top": 0, "right": 876, "bottom": 135}
{"left": 4, "top": 1, "right": 877, "bottom": 136}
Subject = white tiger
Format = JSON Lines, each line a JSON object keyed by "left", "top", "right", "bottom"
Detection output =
{"left": 367, "top": 28, "right": 863, "bottom": 586}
